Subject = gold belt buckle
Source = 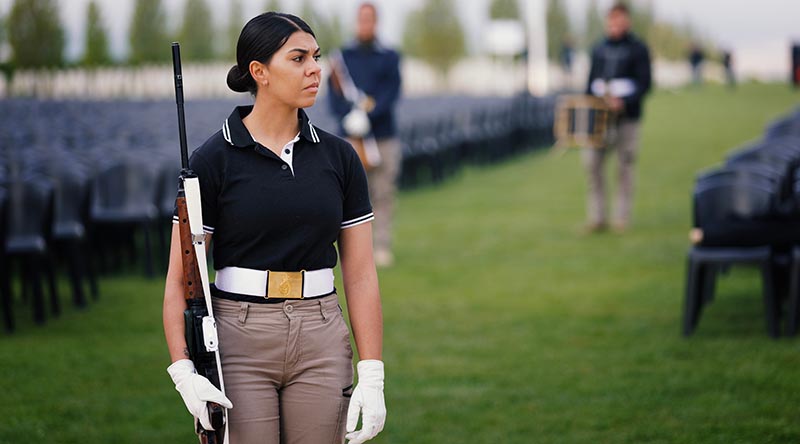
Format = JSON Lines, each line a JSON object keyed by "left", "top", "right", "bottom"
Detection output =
{"left": 266, "top": 270, "right": 305, "bottom": 299}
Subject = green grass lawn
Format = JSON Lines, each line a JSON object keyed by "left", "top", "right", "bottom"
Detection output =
{"left": 2, "top": 83, "right": 800, "bottom": 443}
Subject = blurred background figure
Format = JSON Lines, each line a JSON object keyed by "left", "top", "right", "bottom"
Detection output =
{"left": 721, "top": 49, "right": 735, "bottom": 89}
{"left": 582, "top": 2, "right": 651, "bottom": 234}
{"left": 688, "top": 42, "right": 705, "bottom": 86}
{"left": 792, "top": 42, "right": 800, "bottom": 88}
{"left": 327, "top": 2, "right": 401, "bottom": 268}
{"left": 560, "top": 35, "right": 575, "bottom": 89}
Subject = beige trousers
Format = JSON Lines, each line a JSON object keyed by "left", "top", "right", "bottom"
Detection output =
{"left": 581, "top": 119, "right": 642, "bottom": 225}
{"left": 367, "top": 138, "right": 402, "bottom": 255}
{"left": 213, "top": 294, "right": 354, "bottom": 444}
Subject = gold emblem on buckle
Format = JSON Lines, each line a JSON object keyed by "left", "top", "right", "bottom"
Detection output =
{"left": 266, "top": 271, "right": 304, "bottom": 299}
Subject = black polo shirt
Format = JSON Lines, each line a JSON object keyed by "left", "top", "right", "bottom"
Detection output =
{"left": 173, "top": 105, "right": 373, "bottom": 271}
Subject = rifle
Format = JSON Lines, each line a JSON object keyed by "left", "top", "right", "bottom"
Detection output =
{"left": 172, "top": 42, "right": 228, "bottom": 444}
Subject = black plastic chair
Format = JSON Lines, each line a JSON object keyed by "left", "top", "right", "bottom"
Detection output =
{"left": 765, "top": 112, "right": 800, "bottom": 139}
{"left": 786, "top": 247, "right": 800, "bottom": 335}
{"left": 52, "top": 168, "right": 97, "bottom": 307}
{"left": 90, "top": 159, "right": 160, "bottom": 278}
{"left": 0, "top": 188, "right": 12, "bottom": 332}
{"left": 782, "top": 174, "right": 800, "bottom": 335}
{"left": 684, "top": 176, "right": 782, "bottom": 337}
{"left": 4, "top": 177, "right": 57, "bottom": 325}
{"left": 727, "top": 139, "right": 800, "bottom": 181}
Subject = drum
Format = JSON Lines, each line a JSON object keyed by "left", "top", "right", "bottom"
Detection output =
{"left": 553, "top": 94, "right": 613, "bottom": 149}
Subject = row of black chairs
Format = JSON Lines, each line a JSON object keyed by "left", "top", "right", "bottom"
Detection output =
{"left": 683, "top": 106, "right": 800, "bottom": 338}
{"left": 0, "top": 93, "right": 556, "bottom": 333}
{"left": 1, "top": 94, "right": 556, "bottom": 190}
{"left": 304, "top": 94, "right": 556, "bottom": 188}
{"left": 0, "top": 98, "right": 229, "bottom": 332}
{"left": 0, "top": 158, "right": 182, "bottom": 332}
{"left": 395, "top": 94, "right": 555, "bottom": 188}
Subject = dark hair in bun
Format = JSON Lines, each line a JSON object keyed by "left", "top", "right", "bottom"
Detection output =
{"left": 227, "top": 12, "right": 316, "bottom": 95}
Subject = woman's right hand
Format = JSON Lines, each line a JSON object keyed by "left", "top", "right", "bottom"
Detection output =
{"left": 167, "top": 359, "right": 233, "bottom": 430}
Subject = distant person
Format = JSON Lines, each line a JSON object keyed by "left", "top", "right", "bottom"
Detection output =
{"left": 583, "top": 3, "right": 652, "bottom": 233}
{"left": 328, "top": 2, "right": 402, "bottom": 268}
{"left": 722, "top": 50, "right": 736, "bottom": 89}
{"left": 560, "top": 36, "right": 575, "bottom": 88}
{"left": 689, "top": 43, "right": 705, "bottom": 86}
{"left": 794, "top": 43, "right": 800, "bottom": 88}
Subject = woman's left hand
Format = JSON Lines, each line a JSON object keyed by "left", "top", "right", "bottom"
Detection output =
{"left": 346, "top": 360, "right": 386, "bottom": 443}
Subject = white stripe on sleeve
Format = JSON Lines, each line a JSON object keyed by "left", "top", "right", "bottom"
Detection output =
{"left": 341, "top": 212, "right": 374, "bottom": 229}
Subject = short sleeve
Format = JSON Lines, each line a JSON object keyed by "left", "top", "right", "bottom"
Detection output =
{"left": 340, "top": 147, "right": 374, "bottom": 230}
{"left": 171, "top": 152, "right": 220, "bottom": 234}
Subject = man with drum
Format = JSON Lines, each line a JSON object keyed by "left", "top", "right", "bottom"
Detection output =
{"left": 583, "top": 3, "right": 651, "bottom": 233}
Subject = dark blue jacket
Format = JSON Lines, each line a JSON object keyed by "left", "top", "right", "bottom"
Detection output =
{"left": 327, "top": 40, "right": 401, "bottom": 139}
{"left": 586, "top": 32, "right": 651, "bottom": 120}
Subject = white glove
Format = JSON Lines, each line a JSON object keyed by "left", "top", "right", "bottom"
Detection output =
{"left": 167, "top": 359, "right": 233, "bottom": 431}
{"left": 346, "top": 360, "right": 386, "bottom": 444}
{"left": 343, "top": 108, "right": 371, "bottom": 138}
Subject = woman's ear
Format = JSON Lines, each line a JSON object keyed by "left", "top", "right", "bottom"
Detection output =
{"left": 249, "top": 60, "right": 269, "bottom": 88}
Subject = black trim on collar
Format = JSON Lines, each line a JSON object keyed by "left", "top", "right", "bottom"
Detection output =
{"left": 299, "top": 109, "right": 321, "bottom": 144}
{"left": 222, "top": 106, "right": 320, "bottom": 147}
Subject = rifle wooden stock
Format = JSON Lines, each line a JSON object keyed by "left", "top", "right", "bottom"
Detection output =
{"left": 176, "top": 192, "right": 225, "bottom": 443}
{"left": 176, "top": 194, "right": 203, "bottom": 301}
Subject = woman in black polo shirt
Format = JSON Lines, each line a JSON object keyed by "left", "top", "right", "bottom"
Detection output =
{"left": 162, "top": 12, "right": 385, "bottom": 444}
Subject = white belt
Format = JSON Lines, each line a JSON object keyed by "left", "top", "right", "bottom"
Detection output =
{"left": 215, "top": 267, "right": 335, "bottom": 299}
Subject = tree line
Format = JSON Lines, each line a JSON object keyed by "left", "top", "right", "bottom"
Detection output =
{"left": 0, "top": 0, "right": 714, "bottom": 73}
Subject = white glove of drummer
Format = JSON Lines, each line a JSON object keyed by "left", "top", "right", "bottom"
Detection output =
{"left": 167, "top": 359, "right": 233, "bottom": 431}
{"left": 346, "top": 360, "right": 386, "bottom": 444}
{"left": 343, "top": 108, "right": 371, "bottom": 138}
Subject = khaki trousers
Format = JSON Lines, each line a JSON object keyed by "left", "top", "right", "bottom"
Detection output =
{"left": 367, "top": 138, "right": 402, "bottom": 255}
{"left": 213, "top": 294, "right": 354, "bottom": 444}
{"left": 581, "top": 119, "right": 641, "bottom": 225}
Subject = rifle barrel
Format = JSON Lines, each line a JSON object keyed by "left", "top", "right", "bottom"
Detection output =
{"left": 172, "top": 42, "right": 189, "bottom": 171}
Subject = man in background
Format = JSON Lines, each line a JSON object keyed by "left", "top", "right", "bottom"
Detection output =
{"left": 560, "top": 36, "right": 575, "bottom": 87}
{"left": 722, "top": 49, "right": 736, "bottom": 89}
{"left": 328, "top": 2, "right": 402, "bottom": 267}
{"left": 583, "top": 3, "right": 652, "bottom": 233}
{"left": 688, "top": 43, "right": 705, "bottom": 86}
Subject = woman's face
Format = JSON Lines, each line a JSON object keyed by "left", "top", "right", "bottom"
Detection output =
{"left": 260, "top": 31, "right": 322, "bottom": 109}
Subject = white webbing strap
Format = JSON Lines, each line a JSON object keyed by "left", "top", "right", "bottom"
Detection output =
{"left": 330, "top": 50, "right": 361, "bottom": 103}
{"left": 182, "top": 175, "right": 229, "bottom": 444}
{"left": 183, "top": 177, "right": 217, "bottom": 345}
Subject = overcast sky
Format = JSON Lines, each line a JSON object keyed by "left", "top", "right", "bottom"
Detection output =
{"left": 1, "top": 0, "right": 798, "bottom": 77}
